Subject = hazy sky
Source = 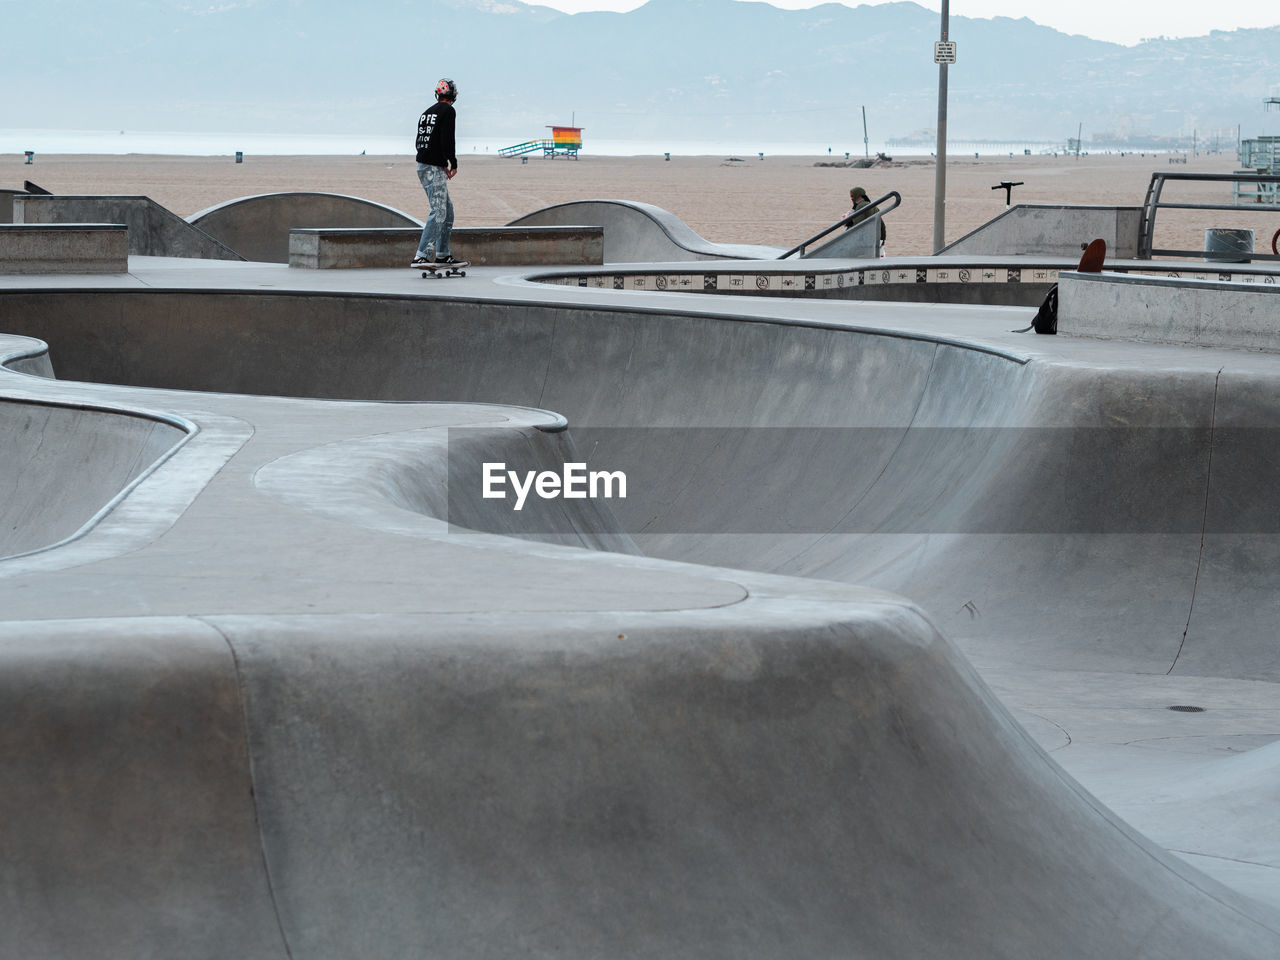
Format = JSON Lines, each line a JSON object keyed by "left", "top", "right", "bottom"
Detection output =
{"left": 533, "top": 0, "right": 1279, "bottom": 47}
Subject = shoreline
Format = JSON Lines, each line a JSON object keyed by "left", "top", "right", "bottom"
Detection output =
{"left": 3, "top": 128, "right": 1120, "bottom": 160}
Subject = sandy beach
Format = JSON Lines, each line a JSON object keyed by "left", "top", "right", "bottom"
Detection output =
{"left": 7, "top": 149, "right": 1273, "bottom": 257}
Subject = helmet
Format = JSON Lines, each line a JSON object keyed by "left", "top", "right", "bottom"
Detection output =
{"left": 435, "top": 78, "right": 458, "bottom": 102}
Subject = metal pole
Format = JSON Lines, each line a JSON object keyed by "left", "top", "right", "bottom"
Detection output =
{"left": 931, "top": 0, "right": 949, "bottom": 254}
{"left": 862, "top": 105, "right": 869, "bottom": 158}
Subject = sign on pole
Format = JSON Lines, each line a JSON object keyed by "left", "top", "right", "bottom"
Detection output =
{"left": 934, "top": 40, "right": 957, "bottom": 64}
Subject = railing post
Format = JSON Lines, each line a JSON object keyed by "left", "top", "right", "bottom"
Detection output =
{"left": 1141, "top": 173, "right": 1166, "bottom": 259}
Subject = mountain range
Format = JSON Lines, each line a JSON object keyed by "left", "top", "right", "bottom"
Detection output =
{"left": 9, "top": 0, "right": 1280, "bottom": 148}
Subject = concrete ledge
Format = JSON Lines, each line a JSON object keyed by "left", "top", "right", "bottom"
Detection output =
{"left": 288, "top": 225, "right": 604, "bottom": 268}
{"left": 0, "top": 224, "right": 128, "bottom": 274}
{"left": 1059, "top": 270, "right": 1280, "bottom": 350}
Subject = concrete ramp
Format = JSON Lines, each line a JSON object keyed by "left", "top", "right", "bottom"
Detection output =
{"left": 14, "top": 194, "right": 243, "bottom": 260}
{"left": 510, "top": 199, "right": 782, "bottom": 262}
{"left": 941, "top": 203, "right": 1143, "bottom": 258}
{"left": 802, "top": 211, "right": 882, "bottom": 258}
{"left": 189, "top": 192, "right": 419, "bottom": 263}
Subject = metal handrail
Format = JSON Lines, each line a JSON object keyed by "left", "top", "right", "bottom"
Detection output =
{"left": 780, "top": 190, "right": 901, "bottom": 259}
{"left": 1139, "top": 171, "right": 1280, "bottom": 260}
{"left": 498, "top": 140, "right": 550, "bottom": 157}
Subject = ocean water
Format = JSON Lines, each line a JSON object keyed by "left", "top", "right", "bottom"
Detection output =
{"left": 3, "top": 127, "right": 1062, "bottom": 159}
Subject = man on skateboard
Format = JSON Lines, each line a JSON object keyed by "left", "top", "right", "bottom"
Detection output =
{"left": 411, "top": 78, "right": 467, "bottom": 271}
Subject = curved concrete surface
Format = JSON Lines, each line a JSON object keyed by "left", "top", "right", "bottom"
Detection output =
{"left": 188, "top": 192, "right": 419, "bottom": 263}
{"left": 0, "top": 397, "right": 187, "bottom": 558}
{"left": 0, "top": 342, "right": 190, "bottom": 559}
{"left": 1, "top": 258, "right": 1279, "bottom": 957}
{"left": 509, "top": 199, "right": 783, "bottom": 262}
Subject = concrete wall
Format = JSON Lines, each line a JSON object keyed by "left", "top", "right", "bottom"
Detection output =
{"left": 189, "top": 192, "right": 419, "bottom": 263}
{"left": 942, "top": 204, "right": 1144, "bottom": 259}
{"left": 15, "top": 195, "right": 243, "bottom": 260}
{"left": 1060, "top": 270, "right": 1280, "bottom": 349}
{"left": 288, "top": 226, "right": 604, "bottom": 268}
{"left": 0, "top": 224, "right": 128, "bottom": 274}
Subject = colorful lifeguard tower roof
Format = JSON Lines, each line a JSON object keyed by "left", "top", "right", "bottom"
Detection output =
{"left": 548, "top": 125, "right": 583, "bottom": 154}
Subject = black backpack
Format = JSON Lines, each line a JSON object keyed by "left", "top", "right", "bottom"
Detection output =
{"left": 1014, "top": 283, "right": 1057, "bottom": 335}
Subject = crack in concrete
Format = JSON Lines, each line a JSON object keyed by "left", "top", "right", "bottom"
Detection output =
{"left": 1168, "top": 366, "right": 1223, "bottom": 676}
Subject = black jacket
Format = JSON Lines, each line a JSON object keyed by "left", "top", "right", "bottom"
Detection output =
{"left": 415, "top": 101, "right": 457, "bottom": 169}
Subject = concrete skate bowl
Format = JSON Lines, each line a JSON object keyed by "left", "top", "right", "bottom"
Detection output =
{"left": 10, "top": 287, "right": 1280, "bottom": 683}
{"left": 0, "top": 342, "right": 188, "bottom": 558}
{"left": 510, "top": 199, "right": 783, "bottom": 262}
{"left": 5, "top": 287, "right": 1280, "bottom": 958}
{"left": 188, "top": 192, "right": 419, "bottom": 262}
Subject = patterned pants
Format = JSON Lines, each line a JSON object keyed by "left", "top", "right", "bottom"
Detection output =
{"left": 415, "top": 163, "right": 454, "bottom": 259}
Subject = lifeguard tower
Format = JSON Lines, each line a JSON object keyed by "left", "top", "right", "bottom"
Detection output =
{"left": 1235, "top": 97, "right": 1280, "bottom": 203}
{"left": 500, "top": 125, "right": 584, "bottom": 158}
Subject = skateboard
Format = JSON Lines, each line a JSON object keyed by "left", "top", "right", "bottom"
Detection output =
{"left": 417, "top": 260, "right": 469, "bottom": 278}
{"left": 1076, "top": 237, "right": 1106, "bottom": 273}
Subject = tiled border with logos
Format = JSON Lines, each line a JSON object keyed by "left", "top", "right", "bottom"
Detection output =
{"left": 542, "top": 265, "right": 1280, "bottom": 294}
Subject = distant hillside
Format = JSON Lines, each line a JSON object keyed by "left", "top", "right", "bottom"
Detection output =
{"left": 8, "top": 0, "right": 1280, "bottom": 146}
